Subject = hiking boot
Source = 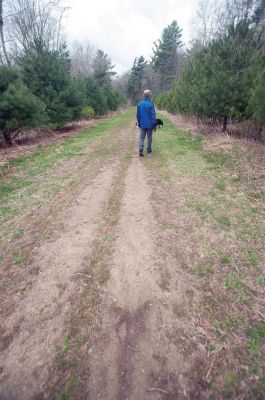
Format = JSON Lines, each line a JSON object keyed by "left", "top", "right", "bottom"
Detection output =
{"left": 139, "top": 148, "right": 144, "bottom": 157}
{"left": 147, "top": 149, "right": 152, "bottom": 153}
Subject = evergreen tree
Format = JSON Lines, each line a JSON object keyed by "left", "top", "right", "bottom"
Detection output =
{"left": 83, "top": 76, "right": 108, "bottom": 115}
{"left": 248, "top": 58, "right": 265, "bottom": 133}
{"left": 93, "top": 49, "right": 116, "bottom": 86}
{"left": 152, "top": 20, "right": 183, "bottom": 90}
{"left": 159, "top": 18, "right": 261, "bottom": 131}
{"left": 0, "top": 66, "right": 46, "bottom": 145}
{"left": 18, "top": 44, "right": 74, "bottom": 127}
{"left": 127, "top": 57, "right": 138, "bottom": 100}
{"left": 127, "top": 56, "right": 147, "bottom": 101}
{"left": 66, "top": 77, "right": 86, "bottom": 120}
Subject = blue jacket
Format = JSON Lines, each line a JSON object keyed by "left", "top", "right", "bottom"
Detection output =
{"left": 136, "top": 98, "right": 156, "bottom": 129}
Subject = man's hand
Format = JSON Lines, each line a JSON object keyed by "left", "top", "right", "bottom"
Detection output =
{"left": 153, "top": 124, "right": 156, "bottom": 132}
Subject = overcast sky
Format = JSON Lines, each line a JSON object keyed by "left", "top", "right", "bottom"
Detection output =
{"left": 64, "top": 0, "right": 199, "bottom": 75}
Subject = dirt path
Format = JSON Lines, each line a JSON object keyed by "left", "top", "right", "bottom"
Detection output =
{"left": 1, "top": 111, "right": 264, "bottom": 399}
{"left": 0, "top": 166, "right": 118, "bottom": 399}
{"left": 0, "top": 119, "right": 133, "bottom": 399}
{"left": 87, "top": 155, "right": 186, "bottom": 399}
{"left": 0, "top": 117, "right": 189, "bottom": 399}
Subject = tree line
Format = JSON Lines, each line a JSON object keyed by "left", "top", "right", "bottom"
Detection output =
{"left": 125, "top": 0, "right": 265, "bottom": 136}
{"left": 122, "top": 20, "right": 185, "bottom": 103}
{"left": 0, "top": 0, "right": 126, "bottom": 145}
{"left": 1, "top": 0, "right": 264, "bottom": 145}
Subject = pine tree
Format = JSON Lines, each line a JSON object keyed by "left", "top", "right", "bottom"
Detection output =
{"left": 83, "top": 77, "right": 107, "bottom": 115}
{"left": 152, "top": 20, "right": 183, "bottom": 90}
{"left": 166, "top": 18, "right": 259, "bottom": 131}
{"left": 248, "top": 59, "right": 265, "bottom": 134}
{"left": 93, "top": 49, "right": 116, "bottom": 86}
{"left": 127, "top": 56, "right": 147, "bottom": 101}
{"left": 0, "top": 66, "right": 46, "bottom": 145}
{"left": 18, "top": 44, "right": 74, "bottom": 127}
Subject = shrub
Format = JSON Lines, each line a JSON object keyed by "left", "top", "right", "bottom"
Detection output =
{"left": 81, "top": 106, "right": 95, "bottom": 119}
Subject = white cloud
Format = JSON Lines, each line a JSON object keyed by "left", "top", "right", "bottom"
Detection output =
{"left": 64, "top": 0, "right": 199, "bottom": 74}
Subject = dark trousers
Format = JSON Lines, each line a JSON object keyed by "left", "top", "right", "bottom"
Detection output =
{"left": 139, "top": 128, "right": 153, "bottom": 151}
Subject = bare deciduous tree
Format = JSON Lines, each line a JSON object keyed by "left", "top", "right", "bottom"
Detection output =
{"left": 4, "top": 0, "right": 67, "bottom": 56}
{"left": 253, "top": 0, "right": 265, "bottom": 51}
{"left": 70, "top": 40, "right": 96, "bottom": 77}
{"left": 190, "top": 0, "right": 228, "bottom": 47}
{"left": 0, "top": 0, "right": 10, "bottom": 65}
{"left": 112, "top": 71, "right": 130, "bottom": 96}
{"left": 225, "top": 0, "right": 257, "bottom": 21}
{"left": 191, "top": 0, "right": 265, "bottom": 50}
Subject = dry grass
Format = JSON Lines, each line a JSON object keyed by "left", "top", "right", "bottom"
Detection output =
{"left": 162, "top": 110, "right": 265, "bottom": 195}
{"left": 145, "top": 113, "right": 265, "bottom": 398}
{"left": 204, "top": 134, "right": 265, "bottom": 194}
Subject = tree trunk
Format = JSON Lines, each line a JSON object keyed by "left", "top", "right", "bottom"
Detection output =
{"left": 223, "top": 116, "right": 228, "bottom": 132}
{"left": 0, "top": 0, "right": 10, "bottom": 66}
{"left": 2, "top": 131, "right": 13, "bottom": 146}
{"left": 257, "top": 124, "right": 263, "bottom": 140}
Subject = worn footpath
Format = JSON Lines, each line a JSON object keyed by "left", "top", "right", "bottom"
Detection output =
{"left": 1, "top": 109, "right": 264, "bottom": 399}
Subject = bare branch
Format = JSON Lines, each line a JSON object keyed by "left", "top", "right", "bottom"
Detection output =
{"left": 70, "top": 40, "right": 96, "bottom": 77}
{"left": 4, "top": 0, "right": 67, "bottom": 56}
{"left": 0, "top": 0, "right": 11, "bottom": 65}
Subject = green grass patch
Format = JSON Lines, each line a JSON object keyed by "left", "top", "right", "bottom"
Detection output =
{"left": 10, "top": 283, "right": 27, "bottom": 294}
{"left": 0, "top": 109, "right": 132, "bottom": 227}
{"left": 13, "top": 229, "right": 25, "bottom": 239}
{"left": 256, "top": 277, "right": 265, "bottom": 286}
{"left": 13, "top": 248, "right": 27, "bottom": 265}
{"left": 151, "top": 117, "right": 206, "bottom": 175}
{"left": 220, "top": 254, "right": 232, "bottom": 265}
{"left": 247, "top": 323, "right": 265, "bottom": 355}
{"left": 152, "top": 115, "right": 236, "bottom": 182}
{"left": 14, "top": 256, "right": 27, "bottom": 265}
{"left": 102, "top": 234, "right": 114, "bottom": 243}
{"left": 223, "top": 274, "right": 243, "bottom": 289}
{"left": 59, "top": 377, "right": 78, "bottom": 400}
{"left": 214, "top": 180, "right": 226, "bottom": 191}
{"left": 245, "top": 247, "right": 260, "bottom": 267}
{"left": 216, "top": 214, "right": 231, "bottom": 228}
{"left": 203, "top": 151, "right": 235, "bottom": 169}
{"left": 192, "top": 256, "right": 215, "bottom": 277}
{"left": 214, "top": 315, "right": 245, "bottom": 341}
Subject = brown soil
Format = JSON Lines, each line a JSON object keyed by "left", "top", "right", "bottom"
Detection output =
{"left": 0, "top": 115, "right": 191, "bottom": 399}
{"left": 0, "top": 113, "right": 264, "bottom": 399}
{"left": 0, "top": 165, "right": 120, "bottom": 394}
{"left": 87, "top": 154, "right": 190, "bottom": 399}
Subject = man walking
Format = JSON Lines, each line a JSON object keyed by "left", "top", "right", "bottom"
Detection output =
{"left": 136, "top": 89, "right": 156, "bottom": 157}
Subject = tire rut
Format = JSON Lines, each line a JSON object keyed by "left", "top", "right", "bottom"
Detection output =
{"left": 1, "top": 119, "right": 190, "bottom": 400}
{"left": 0, "top": 115, "right": 131, "bottom": 324}
{"left": 0, "top": 165, "right": 117, "bottom": 400}
{"left": 0, "top": 120, "right": 135, "bottom": 400}
{"left": 86, "top": 132, "right": 189, "bottom": 399}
